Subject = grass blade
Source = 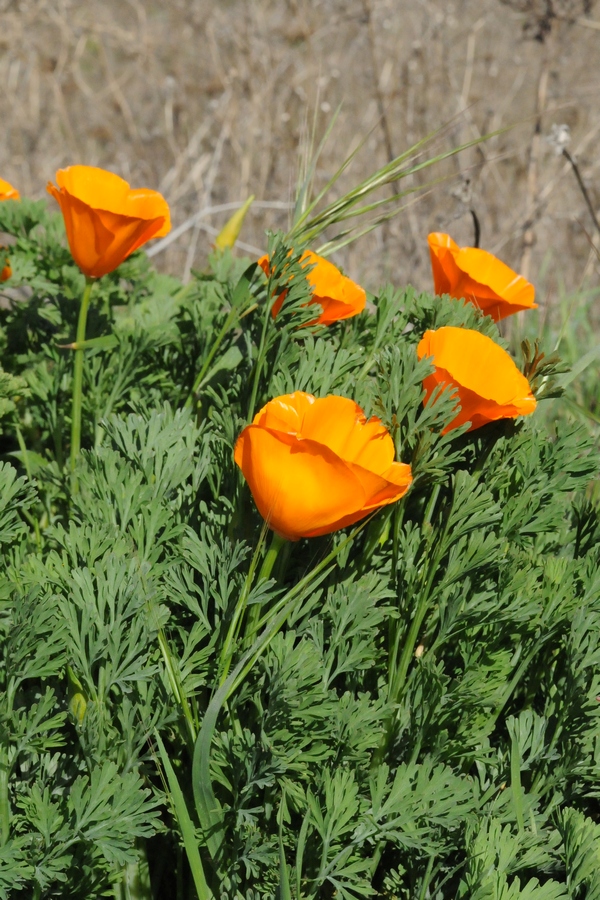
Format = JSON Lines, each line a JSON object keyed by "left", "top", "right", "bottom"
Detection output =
{"left": 154, "top": 732, "right": 213, "bottom": 900}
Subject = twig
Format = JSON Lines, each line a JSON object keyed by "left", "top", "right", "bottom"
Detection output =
{"left": 562, "top": 148, "right": 600, "bottom": 236}
{"left": 183, "top": 117, "right": 230, "bottom": 283}
{"left": 520, "top": 36, "right": 552, "bottom": 281}
{"left": 470, "top": 209, "right": 481, "bottom": 248}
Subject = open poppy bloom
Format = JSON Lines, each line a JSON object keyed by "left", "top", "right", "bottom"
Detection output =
{"left": 428, "top": 232, "right": 536, "bottom": 322}
{"left": 0, "top": 178, "right": 20, "bottom": 201}
{"left": 257, "top": 249, "right": 366, "bottom": 325}
{"left": 47, "top": 166, "right": 171, "bottom": 279}
{"left": 417, "top": 326, "right": 536, "bottom": 433}
{"left": 234, "top": 391, "right": 412, "bottom": 540}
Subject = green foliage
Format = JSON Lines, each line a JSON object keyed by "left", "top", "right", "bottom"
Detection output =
{"left": 0, "top": 195, "right": 598, "bottom": 899}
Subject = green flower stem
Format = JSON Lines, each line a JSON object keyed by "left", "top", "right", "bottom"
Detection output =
{"left": 247, "top": 317, "right": 270, "bottom": 423}
{"left": 70, "top": 278, "right": 94, "bottom": 471}
{"left": 219, "top": 525, "right": 269, "bottom": 685}
{"left": 258, "top": 531, "right": 287, "bottom": 583}
{"left": 374, "top": 485, "right": 446, "bottom": 769}
{"left": 114, "top": 841, "right": 152, "bottom": 900}
{"left": 186, "top": 303, "right": 240, "bottom": 408}
{"left": 245, "top": 531, "right": 287, "bottom": 641}
{"left": 158, "top": 629, "right": 197, "bottom": 748}
{"left": 0, "top": 755, "right": 9, "bottom": 846}
{"left": 220, "top": 530, "right": 287, "bottom": 685}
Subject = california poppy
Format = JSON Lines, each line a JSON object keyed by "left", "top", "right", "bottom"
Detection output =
{"left": 417, "top": 326, "right": 536, "bottom": 433}
{"left": 258, "top": 249, "right": 366, "bottom": 325}
{"left": 47, "top": 165, "right": 171, "bottom": 279}
{"left": 0, "top": 178, "right": 20, "bottom": 201}
{"left": 428, "top": 232, "right": 536, "bottom": 322}
{"left": 235, "top": 391, "right": 412, "bottom": 540}
{"left": 0, "top": 179, "right": 19, "bottom": 279}
{"left": 0, "top": 252, "right": 11, "bottom": 282}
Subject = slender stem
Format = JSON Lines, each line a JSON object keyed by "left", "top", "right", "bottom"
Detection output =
{"left": 374, "top": 485, "right": 446, "bottom": 768}
{"left": 247, "top": 318, "right": 270, "bottom": 423}
{"left": 186, "top": 304, "right": 240, "bottom": 408}
{"left": 563, "top": 148, "right": 600, "bottom": 237}
{"left": 245, "top": 532, "right": 287, "bottom": 641}
{"left": 219, "top": 525, "right": 270, "bottom": 685}
{"left": 15, "top": 424, "right": 41, "bottom": 551}
{"left": 158, "top": 630, "right": 197, "bottom": 747}
{"left": 0, "top": 767, "right": 8, "bottom": 847}
{"left": 258, "top": 531, "right": 287, "bottom": 583}
{"left": 470, "top": 208, "right": 481, "bottom": 248}
{"left": 70, "top": 278, "right": 94, "bottom": 471}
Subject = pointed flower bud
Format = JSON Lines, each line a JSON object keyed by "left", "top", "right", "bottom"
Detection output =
{"left": 215, "top": 195, "right": 254, "bottom": 250}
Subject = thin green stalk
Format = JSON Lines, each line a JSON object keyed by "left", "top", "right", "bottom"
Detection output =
{"left": 15, "top": 424, "right": 41, "bottom": 551}
{"left": 187, "top": 261, "right": 259, "bottom": 409}
{"left": 219, "top": 523, "right": 270, "bottom": 685}
{"left": 510, "top": 729, "right": 525, "bottom": 832}
{"left": 186, "top": 305, "right": 241, "bottom": 408}
{"left": 0, "top": 756, "right": 9, "bottom": 846}
{"left": 158, "top": 629, "right": 197, "bottom": 746}
{"left": 70, "top": 278, "right": 94, "bottom": 471}
{"left": 114, "top": 841, "right": 152, "bottom": 900}
{"left": 244, "top": 531, "right": 287, "bottom": 644}
{"left": 375, "top": 485, "right": 447, "bottom": 767}
{"left": 247, "top": 306, "right": 272, "bottom": 423}
{"left": 193, "top": 521, "right": 371, "bottom": 867}
{"left": 154, "top": 733, "right": 213, "bottom": 900}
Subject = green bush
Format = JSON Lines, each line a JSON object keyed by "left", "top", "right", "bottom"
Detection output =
{"left": 0, "top": 197, "right": 598, "bottom": 899}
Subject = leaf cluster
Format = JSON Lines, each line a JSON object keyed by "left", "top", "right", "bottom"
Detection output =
{"left": 0, "top": 199, "right": 598, "bottom": 898}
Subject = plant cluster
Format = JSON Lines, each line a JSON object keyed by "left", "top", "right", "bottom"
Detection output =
{"left": 0, "top": 163, "right": 598, "bottom": 900}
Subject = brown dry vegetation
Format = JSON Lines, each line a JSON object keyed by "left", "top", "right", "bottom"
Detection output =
{"left": 1, "top": 0, "right": 600, "bottom": 306}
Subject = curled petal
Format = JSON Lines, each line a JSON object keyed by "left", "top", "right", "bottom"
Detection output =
{"left": 417, "top": 327, "right": 536, "bottom": 433}
{"left": 47, "top": 165, "right": 170, "bottom": 279}
{"left": 235, "top": 392, "right": 412, "bottom": 540}
{"left": 0, "top": 178, "right": 20, "bottom": 201}
{"left": 258, "top": 249, "right": 366, "bottom": 325}
{"left": 234, "top": 425, "right": 368, "bottom": 540}
{"left": 428, "top": 232, "right": 536, "bottom": 322}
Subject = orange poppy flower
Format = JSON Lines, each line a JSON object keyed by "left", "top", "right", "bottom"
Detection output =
{"left": 0, "top": 178, "right": 20, "bottom": 201}
{"left": 0, "top": 252, "right": 11, "bottom": 282}
{"left": 417, "top": 326, "right": 536, "bottom": 433}
{"left": 47, "top": 166, "right": 171, "bottom": 279}
{"left": 428, "top": 232, "right": 536, "bottom": 322}
{"left": 234, "top": 391, "right": 412, "bottom": 540}
{"left": 257, "top": 249, "right": 366, "bottom": 325}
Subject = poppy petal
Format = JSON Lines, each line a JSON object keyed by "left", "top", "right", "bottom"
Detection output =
{"left": 418, "top": 326, "right": 536, "bottom": 433}
{"left": 428, "top": 232, "right": 536, "bottom": 322}
{"left": 48, "top": 165, "right": 171, "bottom": 279}
{"left": 234, "top": 425, "right": 366, "bottom": 541}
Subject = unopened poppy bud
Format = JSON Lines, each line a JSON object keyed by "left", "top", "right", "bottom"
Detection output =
{"left": 215, "top": 195, "right": 254, "bottom": 251}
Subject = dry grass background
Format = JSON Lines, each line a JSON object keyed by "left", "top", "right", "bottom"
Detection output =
{"left": 1, "top": 0, "right": 600, "bottom": 307}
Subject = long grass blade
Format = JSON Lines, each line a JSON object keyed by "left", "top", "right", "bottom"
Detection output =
{"left": 154, "top": 732, "right": 213, "bottom": 900}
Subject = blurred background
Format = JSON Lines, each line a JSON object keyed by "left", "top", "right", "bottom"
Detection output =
{"left": 1, "top": 0, "right": 600, "bottom": 311}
